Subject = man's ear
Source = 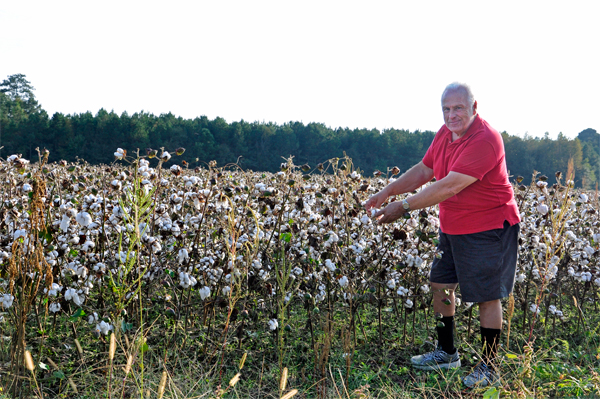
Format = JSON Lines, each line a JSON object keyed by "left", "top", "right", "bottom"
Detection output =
{"left": 472, "top": 100, "right": 478, "bottom": 115}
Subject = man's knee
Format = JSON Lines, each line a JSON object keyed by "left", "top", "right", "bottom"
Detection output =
{"left": 478, "top": 299, "right": 501, "bottom": 308}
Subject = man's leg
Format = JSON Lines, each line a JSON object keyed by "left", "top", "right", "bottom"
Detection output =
{"left": 479, "top": 299, "right": 502, "bottom": 367}
{"left": 432, "top": 282, "right": 458, "bottom": 354}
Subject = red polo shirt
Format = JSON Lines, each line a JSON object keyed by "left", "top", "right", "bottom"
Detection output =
{"left": 422, "top": 114, "right": 520, "bottom": 235}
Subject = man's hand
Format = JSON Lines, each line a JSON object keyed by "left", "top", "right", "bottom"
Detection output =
{"left": 372, "top": 201, "right": 406, "bottom": 224}
{"left": 364, "top": 190, "right": 389, "bottom": 212}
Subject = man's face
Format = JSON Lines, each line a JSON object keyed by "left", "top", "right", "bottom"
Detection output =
{"left": 442, "top": 89, "right": 477, "bottom": 137}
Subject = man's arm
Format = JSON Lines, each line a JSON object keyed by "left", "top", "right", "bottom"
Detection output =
{"left": 364, "top": 162, "right": 434, "bottom": 211}
{"left": 373, "top": 171, "right": 477, "bottom": 224}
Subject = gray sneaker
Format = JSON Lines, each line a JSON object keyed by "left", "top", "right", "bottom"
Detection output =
{"left": 411, "top": 346, "right": 461, "bottom": 371}
{"left": 462, "top": 362, "right": 499, "bottom": 388}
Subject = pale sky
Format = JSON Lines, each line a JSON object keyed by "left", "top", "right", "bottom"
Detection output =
{"left": 1, "top": 1, "right": 598, "bottom": 139}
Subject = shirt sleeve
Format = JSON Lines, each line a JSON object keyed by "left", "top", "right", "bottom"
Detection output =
{"left": 422, "top": 129, "right": 442, "bottom": 169}
{"left": 450, "top": 133, "right": 501, "bottom": 180}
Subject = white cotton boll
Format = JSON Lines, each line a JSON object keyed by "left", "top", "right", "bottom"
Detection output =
{"left": 404, "top": 299, "right": 414, "bottom": 308}
{"left": 151, "top": 241, "right": 162, "bottom": 253}
{"left": 328, "top": 232, "right": 339, "bottom": 243}
{"left": 114, "top": 148, "right": 125, "bottom": 159}
{"left": 584, "top": 246, "right": 595, "bottom": 256}
{"left": 94, "top": 262, "right": 106, "bottom": 272}
{"left": 566, "top": 231, "right": 577, "bottom": 241}
{"left": 49, "top": 302, "right": 61, "bottom": 313}
{"left": 65, "top": 288, "right": 76, "bottom": 301}
{"left": 46, "top": 283, "right": 62, "bottom": 297}
{"left": 420, "top": 284, "right": 430, "bottom": 294}
{"left": 88, "top": 312, "right": 99, "bottom": 324}
{"left": 325, "top": 259, "right": 336, "bottom": 272}
{"left": 268, "top": 319, "right": 278, "bottom": 330}
{"left": 529, "top": 303, "right": 540, "bottom": 315}
{"left": 338, "top": 276, "right": 349, "bottom": 287}
{"left": 178, "top": 248, "right": 189, "bottom": 264}
{"left": 13, "top": 229, "right": 27, "bottom": 240}
{"left": 73, "top": 293, "right": 85, "bottom": 306}
{"left": 199, "top": 286, "right": 211, "bottom": 300}
{"left": 386, "top": 279, "right": 396, "bottom": 289}
{"left": 76, "top": 211, "right": 92, "bottom": 227}
{"left": 161, "top": 151, "right": 171, "bottom": 161}
{"left": 60, "top": 215, "right": 71, "bottom": 232}
{"left": 397, "top": 286, "right": 409, "bottom": 296}
{"left": 96, "top": 321, "right": 113, "bottom": 335}
{"left": 593, "top": 233, "right": 600, "bottom": 243}
{"left": 579, "top": 193, "right": 589, "bottom": 203}
{"left": 81, "top": 240, "right": 95, "bottom": 251}
{"left": 516, "top": 273, "right": 526, "bottom": 283}
{"left": 414, "top": 256, "right": 424, "bottom": 268}
{"left": 222, "top": 286, "right": 231, "bottom": 295}
{"left": 1, "top": 294, "right": 14, "bottom": 309}
{"left": 21, "top": 183, "right": 32, "bottom": 193}
{"left": 537, "top": 203, "right": 549, "bottom": 215}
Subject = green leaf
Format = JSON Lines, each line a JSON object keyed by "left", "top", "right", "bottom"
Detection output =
{"left": 69, "top": 308, "right": 86, "bottom": 322}
{"left": 39, "top": 362, "right": 49, "bottom": 371}
{"left": 281, "top": 232, "right": 292, "bottom": 243}
{"left": 121, "top": 320, "right": 133, "bottom": 332}
{"left": 53, "top": 370, "right": 65, "bottom": 380}
{"left": 140, "top": 342, "right": 149, "bottom": 354}
{"left": 69, "top": 249, "right": 78, "bottom": 257}
{"left": 483, "top": 387, "right": 500, "bottom": 399}
{"left": 505, "top": 353, "right": 518, "bottom": 359}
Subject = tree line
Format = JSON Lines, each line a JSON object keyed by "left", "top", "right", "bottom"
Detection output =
{"left": 1, "top": 74, "right": 598, "bottom": 187}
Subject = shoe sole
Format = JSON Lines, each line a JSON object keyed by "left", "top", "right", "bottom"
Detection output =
{"left": 412, "top": 359, "right": 461, "bottom": 371}
{"left": 463, "top": 375, "right": 500, "bottom": 389}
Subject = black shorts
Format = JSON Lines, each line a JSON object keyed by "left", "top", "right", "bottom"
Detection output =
{"left": 429, "top": 221, "right": 520, "bottom": 303}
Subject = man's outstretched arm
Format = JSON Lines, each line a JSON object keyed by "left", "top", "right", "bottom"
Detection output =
{"left": 373, "top": 171, "right": 477, "bottom": 224}
{"left": 364, "top": 161, "right": 434, "bottom": 211}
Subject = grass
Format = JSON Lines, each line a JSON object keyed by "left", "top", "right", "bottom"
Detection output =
{"left": 2, "top": 297, "right": 600, "bottom": 398}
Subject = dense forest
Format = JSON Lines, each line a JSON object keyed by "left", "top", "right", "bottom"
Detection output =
{"left": 1, "top": 74, "right": 598, "bottom": 187}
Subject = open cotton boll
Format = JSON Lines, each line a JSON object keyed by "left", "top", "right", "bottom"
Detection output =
{"left": 76, "top": 211, "right": 92, "bottom": 227}
{"left": 268, "top": 319, "right": 278, "bottom": 330}
{"left": 338, "top": 276, "right": 349, "bottom": 287}
{"left": 1, "top": 294, "right": 14, "bottom": 309}
{"left": 96, "top": 321, "right": 113, "bottom": 335}
{"left": 199, "top": 286, "right": 211, "bottom": 300}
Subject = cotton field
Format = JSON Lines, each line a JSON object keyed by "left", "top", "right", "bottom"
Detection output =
{"left": 1, "top": 149, "right": 599, "bottom": 395}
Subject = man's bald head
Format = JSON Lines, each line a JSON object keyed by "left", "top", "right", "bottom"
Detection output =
{"left": 441, "top": 82, "right": 475, "bottom": 110}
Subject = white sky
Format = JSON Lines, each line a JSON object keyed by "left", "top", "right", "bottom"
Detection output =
{"left": 1, "top": 1, "right": 598, "bottom": 139}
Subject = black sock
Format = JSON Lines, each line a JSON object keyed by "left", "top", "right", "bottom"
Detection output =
{"left": 480, "top": 327, "right": 501, "bottom": 368}
{"left": 437, "top": 316, "right": 455, "bottom": 354}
